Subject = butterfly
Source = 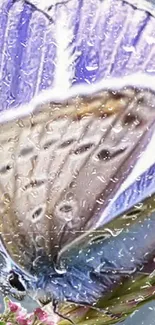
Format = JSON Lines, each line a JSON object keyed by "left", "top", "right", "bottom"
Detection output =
{"left": 0, "top": 75, "right": 155, "bottom": 323}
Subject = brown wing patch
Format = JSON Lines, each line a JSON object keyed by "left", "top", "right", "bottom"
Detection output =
{"left": 0, "top": 86, "right": 155, "bottom": 270}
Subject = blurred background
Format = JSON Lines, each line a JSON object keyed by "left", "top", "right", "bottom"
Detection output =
{"left": 1, "top": 294, "right": 155, "bottom": 325}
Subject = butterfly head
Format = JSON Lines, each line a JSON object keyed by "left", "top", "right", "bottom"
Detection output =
{"left": 5, "top": 252, "right": 65, "bottom": 305}
{"left": 0, "top": 239, "right": 38, "bottom": 302}
{"left": 0, "top": 252, "right": 26, "bottom": 301}
{"left": 0, "top": 234, "right": 65, "bottom": 304}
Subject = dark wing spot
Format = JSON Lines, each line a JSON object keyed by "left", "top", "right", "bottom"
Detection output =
{"left": 123, "top": 113, "right": 141, "bottom": 127}
{"left": 19, "top": 147, "right": 34, "bottom": 157}
{"left": 97, "top": 147, "right": 127, "bottom": 161}
{"left": 59, "top": 139, "right": 75, "bottom": 149}
{"left": 0, "top": 165, "right": 12, "bottom": 174}
{"left": 32, "top": 207, "right": 43, "bottom": 220}
{"left": 111, "top": 91, "right": 124, "bottom": 100}
{"left": 111, "top": 148, "right": 127, "bottom": 159}
{"left": 73, "top": 143, "right": 94, "bottom": 155}
{"left": 59, "top": 204, "right": 73, "bottom": 213}
{"left": 43, "top": 140, "right": 56, "bottom": 150}
{"left": 25, "top": 180, "right": 45, "bottom": 190}
{"left": 97, "top": 149, "right": 111, "bottom": 161}
{"left": 55, "top": 199, "right": 78, "bottom": 222}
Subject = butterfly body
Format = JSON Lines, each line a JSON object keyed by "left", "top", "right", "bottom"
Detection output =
{"left": 20, "top": 198, "right": 155, "bottom": 307}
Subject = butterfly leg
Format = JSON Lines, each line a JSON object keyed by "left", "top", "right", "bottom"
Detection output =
{"left": 95, "top": 266, "right": 150, "bottom": 277}
{"left": 53, "top": 224, "right": 69, "bottom": 272}
{"left": 53, "top": 299, "right": 75, "bottom": 324}
{"left": 97, "top": 266, "right": 137, "bottom": 275}
{"left": 91, "top": 306, "right": 122, "bottom": 320}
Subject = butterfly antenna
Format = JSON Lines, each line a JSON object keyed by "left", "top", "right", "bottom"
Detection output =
{"left": 53, "top": 300, "right": 75, "bottom": 325}
{"left": 53, "top": 224, "right": 68, "bottom": 269}
{"left": 13, "top": 0, "right": 71, "bottom": 22}
{"left": 12, "top": 0, "right": 54, "bottom": 22}
{"left": 47, "top": 0, "right": 71, "bottom": 11}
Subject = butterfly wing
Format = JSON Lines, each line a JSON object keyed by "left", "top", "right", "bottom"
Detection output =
{"left": 0, "top": 79, "right": 155, "bottom": 272}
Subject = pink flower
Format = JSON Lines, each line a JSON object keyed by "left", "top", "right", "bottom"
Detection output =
{"left": 16, "top": 315, "right": 29, "bottom": 325}
{"left": 6, "top": 323, "right": 13, "bottom": 325}
{"left": 34, "top": 307, "right": 48, "bottom": 321}
{"left": 8, "top": 301, "right": 21, "bottom": 313}
{"left": 34, "top": 308, "right": 55, "bottom": 324}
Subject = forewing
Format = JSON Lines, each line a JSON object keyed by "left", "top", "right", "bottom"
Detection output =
{"left": 0, "top": 83, "right": 155, "bottom": 271}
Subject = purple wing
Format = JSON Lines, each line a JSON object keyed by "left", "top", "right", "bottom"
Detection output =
{"left": 104, "top": 162, "right": 155, "bottom": 225}
{"left": 1, "top": 0, "right": 155, "bottom": 111}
